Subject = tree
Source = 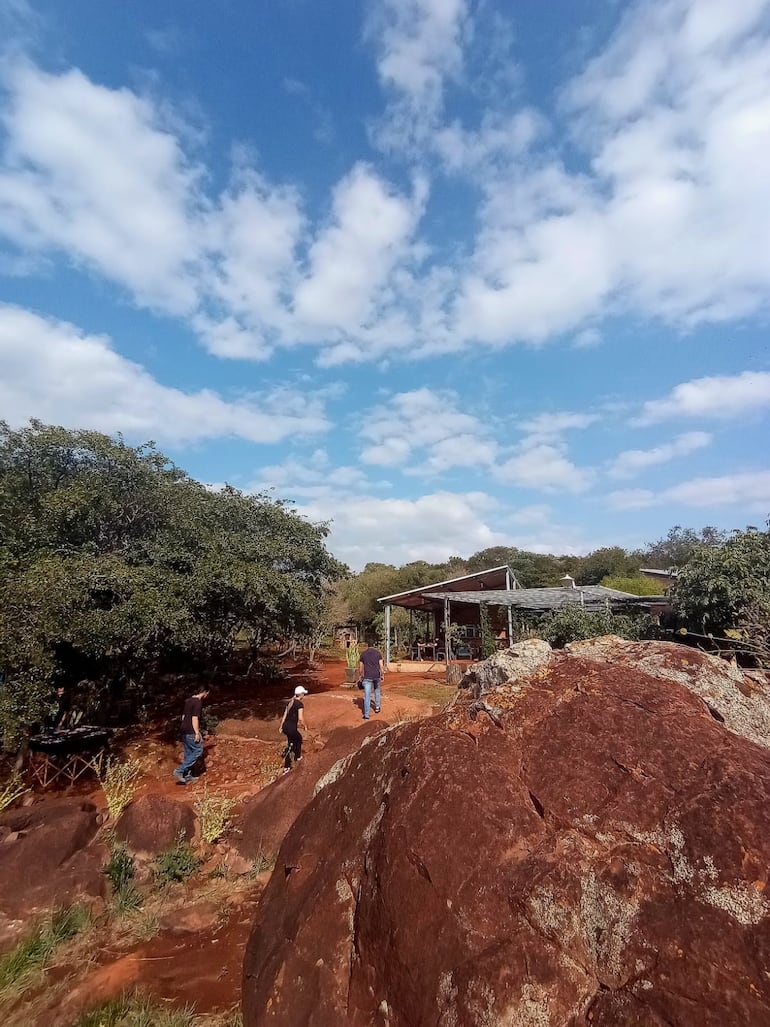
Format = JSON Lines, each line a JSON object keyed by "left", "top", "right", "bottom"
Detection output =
{"left": 0, "top": 421, "right": 345, "bottom": 745}
{"left": 672, "top": 525, "right": 770, "bottom": 659}
{"left": 642, "top": 525, "right": 726, "bottom": 569}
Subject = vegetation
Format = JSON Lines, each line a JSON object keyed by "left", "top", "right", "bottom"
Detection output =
{"left": 0, "top": 905, "right": 90, "bottom": 996}
{"left": 154, "top": 836, "right": 203, "bottom": 886}
{"left": 0, "top": 420, "right": 345, "bottom": 747}
{"left": 193, "top": 785, "right": 237, "bottom": 843}
{"left": 0, "top": 771, "right": 28, "bottom": 813}
{"left": 98, "top": 756, "right": 142, "bottom": 819}
{"left": 600, "top": 575, "right": 665, "bottom": 595}
{"left": 76, "top": 991, "right": 195, "bottom": 1027}
{"left": 673, "top": 525, "right": 770, "bottom": 661}
{"left": 104, "top": 842, "right": 142, "bottom": 913}
{"left": 537, "top": 606, "right": 655, "bottom": 649}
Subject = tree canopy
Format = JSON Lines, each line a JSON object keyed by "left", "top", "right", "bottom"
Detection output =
{"left": 0, "top": 421, "right": 345, "bottom": 742}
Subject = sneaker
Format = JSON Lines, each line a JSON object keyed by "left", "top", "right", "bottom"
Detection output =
{"left": 282, "top": 767, "right": 291, "bottom": 775}
{"left": 362, "top": 715, "right": 369, "bottom": 720}
{"left": 374, "top": 707, "right": 381, "bottom": 714}
{"left": 183, "top": 774, "right": 197, "bottom": 783}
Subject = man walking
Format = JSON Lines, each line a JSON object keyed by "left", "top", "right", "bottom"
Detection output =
{"left": 174, "top": 686, "right": 209, "bottom": 784}
{"left": 358, "top": 640, "right": 385, "bottom": 720}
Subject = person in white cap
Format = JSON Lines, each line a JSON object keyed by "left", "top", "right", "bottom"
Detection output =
{"left": 279, "top": 685, "right": 309, "bottom": 773}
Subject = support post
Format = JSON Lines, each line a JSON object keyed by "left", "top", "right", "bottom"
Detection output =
{"left": 444, "top": 597, "right": 452, "bottom": 668}
{"left": 505, "top": 568, "right": 514, "bottom": 645}
{"left": 385, "top": 604, "right": 391, "bottom": 666}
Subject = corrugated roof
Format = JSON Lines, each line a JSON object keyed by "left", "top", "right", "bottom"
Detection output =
{"left": 417, "top": 585, "right": 668, "bottom": 612}
{"left": 377, "top": 565, "right": 519, "bottom": 605}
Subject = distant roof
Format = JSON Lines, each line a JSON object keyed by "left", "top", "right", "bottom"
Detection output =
{"left": 422, "top": 586, "right": 669, "bottom": 613}
{"left": 377, "top": 565, "right": 519, "bottom": 609}
{"left": 640, "top": 567, "right": 678, "bottom": 578}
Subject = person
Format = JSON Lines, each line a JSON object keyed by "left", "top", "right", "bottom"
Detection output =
{"left": 44, "top": 685, "right": 72, "bottom": 733}
{"left": 280, "top": 685, "right": 308, "bottom": 774}
{"left": 358, "top": 641, "right": 385, "bottom": 720}
{"left": 174, "top": 686, "right": 209, "bottom": 785}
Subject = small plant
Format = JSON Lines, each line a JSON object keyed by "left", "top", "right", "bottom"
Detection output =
{"left": 345, "top": 642, "right": 360, "bottom": 670}
{"left": 76, "top": 990, "right": 195, "bottom": 1027}
{"left": 97, "top": 755, "right": 142, "bottom": 819}
{"left": 154, "top": 835, "right": 202, "bottom": 887}
{"left": 0, "top": 771, "right": 28, "bottom": 813}
{"left": 194, "top": 784, "right": 237, "bottom": 843}
{"left": 250, "top": 850, "right": 277, "bottom": 876}
{"left": 104, "top": 843, "right": 142, "bottom": 913}
{"left": 0, "top": 904, "right": 90, "bottom": 996}
{"left": 125, "top": 910, "right": 160, "bottom": 943}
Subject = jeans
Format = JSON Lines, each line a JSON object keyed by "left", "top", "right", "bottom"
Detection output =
{"left": 363, "top": 678, "right": 381, "bottom": 718}
{"left": 176, "top": 733, "right": 203, "bottom": 778}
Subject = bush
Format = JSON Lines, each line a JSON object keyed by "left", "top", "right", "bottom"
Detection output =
{"left": 0, "top": 771, "right": 28, "bottom": 813}
{"left": 98, "top": 756, "right": 142, "bottom": 819}
{"left": 104, "top": 843, "right": 142, "bottom": 913}
{"left": 536, "top": 606, "right": 653, "bottom": 649}
{"left": 193, "top": 785, "right": 237, "bottom": 843}
{"left": 76, "top": 991, "right": 195, "bottom": 1027}
{"left": 154, "top": 836, "right": 202, "bottom": 887}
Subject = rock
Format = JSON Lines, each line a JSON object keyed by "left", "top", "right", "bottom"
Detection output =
{"left": 0, "top": 798, "right": 105, "bottom": 918}
{"left": 159, "top": 900, "right": 220, "bottom": 934}
{"left": 458, "top": 638, "right": 552, "bottom": 697}
{"left": 565, "top": 635, "right": 770, "bottom": 749}
{"left": 243, "top": 642, "right": 770, "bottom": 1026}
{"left": 115, "top": 794, "right": 196, "bottom": 854}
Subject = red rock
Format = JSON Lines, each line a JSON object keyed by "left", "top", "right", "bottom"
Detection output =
{"left": 115, "top": 794, "right": 196, "bottom": 854}
{"left": 242, "top": 644, "right": 770, "bottom": 1026}
{"left": 0, "top": 798, "right": 105, "bottom": 918}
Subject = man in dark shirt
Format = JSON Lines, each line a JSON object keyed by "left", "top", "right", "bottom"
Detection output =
{"left": 174, "top": 686, "right": 210, "bottom": 784}
{"left": 358, "top": 641, "right": 385, "bottom": 720}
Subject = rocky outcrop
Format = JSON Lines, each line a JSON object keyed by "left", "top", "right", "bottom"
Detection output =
{"left": 242, "top": 642, "right": 770, "bottom": 1026}
{"left": 458, "top": 638, "right": 552, "bottom": 696}
{"left": 0, "top": 798, "right": 105, "bottom": 920}
{"left": 115, "top": 794, "right": 196, "bottom": 854}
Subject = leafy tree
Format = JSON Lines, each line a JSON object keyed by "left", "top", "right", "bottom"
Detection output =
{"left": 573, "top": 546, "right": 641, "bottom": 584}
{"left": 536, "top": 606, "right": 654, "bottom": 648}
{"left": 0, "top": 421, "right": 344, "bottom": 745}
{"left": 642, "top": 525, "right": 726, "bottom": 569}
{"left": 672, "top": 525, "right": 770, "bottom": 657}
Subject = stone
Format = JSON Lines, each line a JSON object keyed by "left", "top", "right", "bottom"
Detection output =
{"left": 243, "top": 642, "right": 770, "bottom": 1026}
{"left": 115, "top": 794, "right": 196, "bottom": 854}
{"left": 0, "top": 798, "right": 105, "bottom": 918}
{"left": 458, "top": 638, "right": 552, "bottom": 697}
{"left": 160, "top": 900, "right": 220, "bottom": 934}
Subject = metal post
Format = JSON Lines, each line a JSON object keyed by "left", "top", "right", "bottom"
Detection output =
{"left": 444, "top": 597, "right": 451, "bottom": 668}
{"left": 385, "top": 604, "right": 391, "bottom": 666}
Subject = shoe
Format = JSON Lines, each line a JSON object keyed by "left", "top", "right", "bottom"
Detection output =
{"left": 362, "top": 715, "right": 369, "bottom": 720}
{"left": 183, "top": 774, "right": 197, "bottom": 783}
{"left": 282, "top": 767, "right": 291, "bottom": 775}
{"left": 374, "top": 708, "right": 381, "bottom": 714}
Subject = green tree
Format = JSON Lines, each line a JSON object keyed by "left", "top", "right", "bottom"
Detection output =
{"left": 672, "top": 525, "right": 770, "bottom": 656}
{"left": 642, "top": 525, "right": 726, "bottom": 569}
{"left": 0, "top": 421, "right": 345, "bottom": 745}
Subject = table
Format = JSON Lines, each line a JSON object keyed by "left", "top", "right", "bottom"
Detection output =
{"left": 26, "top": 726, "right": 112, "bottom": 789}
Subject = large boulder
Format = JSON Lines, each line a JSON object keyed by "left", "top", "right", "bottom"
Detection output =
{"left": 242, "top": 644, "right": 770, "bottom": 1026}
{"left": 0, "top": 798, "right": 105, "bottom": 920}
{"left": 115, "top": 794, "right": 196, "bottom": 854}
{"left": 458, "top": 638, "right": 552, "bottom": 696}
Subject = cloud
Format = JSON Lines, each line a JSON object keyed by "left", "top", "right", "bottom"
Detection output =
{"left": 609, "top": 470, "right": 770, "bottom": 510}
{"left": 358, "top": 388, "right": 497, "bottom": 471}
{"left": 518, "top": 410, "right": 600, "bottom": 440}
{"left": 607, "top": 430, "right": 712, "bottom": 478}
{"left": 0, "top": 304, "right": 329, "bottom": 445}
{"left": 494, "top": 442, "right": 594, "bottom": 494}
{"left": 636, "top": 371, "right": 770, "bottom": 424}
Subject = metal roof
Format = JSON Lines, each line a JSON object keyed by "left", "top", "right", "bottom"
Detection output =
{"left": 414, "top": 585, "right": 669, "bottom": 613}
{"left": 377, "top": 565, "right": 520, "bottom": 608}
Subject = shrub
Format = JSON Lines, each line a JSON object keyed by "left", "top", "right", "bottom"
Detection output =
{"left": 104, "top": 843, "right": 142, "bottom": 913}
{"left": 0, "top": 771, "right": 28, "bottom": 813}
{"left": 0, "top": 904, "right": 90, "bottom": 995}
{"left": 194, "top": 785, "right": 237, "bottom": 844}
{"left": 345, "top": 642, "right": 360, "bottom": 670}
{"left": 75, "top": 991, "right": 195, "bottom": 1027}
{"left": 98, "top": 755, "right": 142, "bottom": 819}
{"left": 535, "top": 606, "right": 653, "bottom": 649}
{"left": 154, "top": 836, "right": 202, "bottom": 887}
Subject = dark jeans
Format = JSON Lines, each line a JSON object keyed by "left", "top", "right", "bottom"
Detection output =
{"left": 176, "top": 733, "right": 203, "bottom": 777}
{"left": 282, "top": 728, "right": 302, "bottom": 769}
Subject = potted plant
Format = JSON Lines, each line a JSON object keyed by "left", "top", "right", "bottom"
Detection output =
{"left": 344, "top": 642, "right": 360, "bottom": 685}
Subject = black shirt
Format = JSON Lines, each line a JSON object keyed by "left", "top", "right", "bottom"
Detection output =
{"left": 181, "top": 696, "right": 202, "bottom": 734}
{"left": 283, "top": 698, "right": 303, "bottom": 732}
{"left": 360, "top": 647, "right": 383, "bottom": 681}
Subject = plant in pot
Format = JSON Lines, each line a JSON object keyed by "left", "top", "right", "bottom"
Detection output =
{"left": 344, "top": 642, "right": 360, "bottom": 685}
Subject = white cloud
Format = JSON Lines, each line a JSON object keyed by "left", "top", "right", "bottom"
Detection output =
{"left": 358, "top": 387, "right": 497, "bottom": 471}
{"left": 519, "top": 410, "right": 600, "bottom": 439}
{"left": 494, "top": 442, "right": 594, "bottom": 494}
{"left": 609, "top": 470, "right": 770, "bottom": 510}
{"left": 636, "top": 371, "right": 770, "bottom": 424}
{"left": 0, "top": 305, "right": 329, "bottom": 445}
{"left": 608, "top": 430, "right": 712, "bottom": 478}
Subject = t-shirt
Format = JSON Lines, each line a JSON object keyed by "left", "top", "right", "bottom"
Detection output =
{"left": 283, "top": 698, "right": 303, "bottom": 733}
{"left": 360, "top": 647, "right": 383, "bottom": 681}
{"left": 181, "top": 696, "right": 203, "bottom": 734}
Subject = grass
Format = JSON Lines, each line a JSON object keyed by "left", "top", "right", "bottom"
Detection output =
{"left": 250, "top": 850, "right": 276, "bottom": 876}
{"left": 154, "top": 836, "right": 203, "bottom": 888}
{"left": 401, "top": 681, "right": 454, "bottom": 706}
{"left": 0, "top": 904, "right": 91, "bottom": 997}
{"left": 193, "top": 785, "right": 237, "bottom": 843}
{"left": 75, "top": 991, "right": 195, "bottom": 1027}
{"left": 104, "top": 843, "right": 143, "bottom": 913}
{"left": 0, "top": 772, "right": 28, "bottom": 813}
{"left": 97, "top": 756, "right": 142, "bottom": 820}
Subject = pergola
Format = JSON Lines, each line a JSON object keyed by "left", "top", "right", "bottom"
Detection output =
{"left": 378, "top": 566, "right": 668, "bottom": 666}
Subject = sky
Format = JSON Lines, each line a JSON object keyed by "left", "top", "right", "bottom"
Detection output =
{"left": 0, "top": 0, "right": 769, "bottom": 571}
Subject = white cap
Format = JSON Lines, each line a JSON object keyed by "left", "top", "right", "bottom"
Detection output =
{"left": 294, "top": 686, "right": 308, "bottom": 696}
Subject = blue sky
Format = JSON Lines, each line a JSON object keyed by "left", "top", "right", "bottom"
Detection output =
{"left": 1, "top": 0, "right": 769, "bottom": 570}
